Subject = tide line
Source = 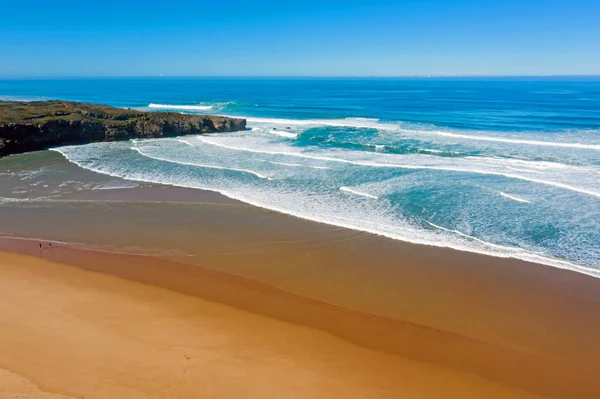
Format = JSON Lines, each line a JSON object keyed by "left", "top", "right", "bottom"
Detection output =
{"left": 52, "top": 147, "right": 600, "bottom": 279}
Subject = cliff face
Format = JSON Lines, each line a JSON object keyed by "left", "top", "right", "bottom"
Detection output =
{"left": 0, "top": 100, "right": 246, "bottom": 157}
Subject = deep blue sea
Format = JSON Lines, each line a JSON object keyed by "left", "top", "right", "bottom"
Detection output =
{"left": 1, "top": 78, "right": 599, "bottom": 274}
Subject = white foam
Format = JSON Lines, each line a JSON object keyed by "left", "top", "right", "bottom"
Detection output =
{"left": 244, "top": 116, "right": 390, "bottom": 130}
{"left": 240, "top": 115, "right": 600, "bottom": 151}
{"left": 0, "top": 197, "right": 32, "bottom": 203}
{"left": 507, "top": 166, "right": 544, "bottom": 174}
{"left": 427, "top": 131, "right": 600, "bottom": 151}
{"left": 340, "top": 187, "right": 379, "bottom": 199}
{"left": 423, "top": 220, "right": 509, "bottom": 249}
{"left": 148, "top": 103, "right": 213, "bottom": 111}
{"left": 269, "top": 161, "right": 331, "bottom": 170}
{"left": 130, "top": 147, "right": 270, "bottom": 179}
{"left": 269, "top": 129, "right": 298, "bottom": 139}
{"left": 175, "top": 139, "right": 196, "bottom": 147}
{"left": 196, "top": 136, "right": 600, "bottom": 198}
{"left": 500, "top": 192, "right": 532, "bottom": 204}
{"left": 52, "top": 146, "right": 600, "bottom": 279}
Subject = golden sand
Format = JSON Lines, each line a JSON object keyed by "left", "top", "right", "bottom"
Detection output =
{"left": 0, "top": 251, "right": 550, "bottom": 399}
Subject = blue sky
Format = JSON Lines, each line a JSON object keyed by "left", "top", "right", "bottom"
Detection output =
{"left": 1, "top": 0, "right": 599, "bottom": 77}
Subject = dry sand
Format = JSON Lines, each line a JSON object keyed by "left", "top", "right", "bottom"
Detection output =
{"left": 0, "top": 251, "right": 547, "bottom": 399}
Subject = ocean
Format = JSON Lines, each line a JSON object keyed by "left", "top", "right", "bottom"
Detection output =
{"left": 1, "top": 77, "right": 599, "bottom": 274}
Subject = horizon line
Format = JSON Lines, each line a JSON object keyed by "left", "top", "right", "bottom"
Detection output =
{"left": 1, "top": 74, "right": 600, "bottom": 80}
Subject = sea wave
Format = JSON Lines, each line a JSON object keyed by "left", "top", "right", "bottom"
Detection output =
{"left": 241, "top": 115, "right": 600, "bottom": 151}
{"left": 148, "top": 103, "right": 213, "bottom": 111}
{"left": 430, "top": 131, "right": 600, "bottom": 150}
{"left": 196, "top": 136, "right": 600, "bottom": 198}
{"left": 268, "top": 161, "right": 331, "bottom": 170}
{"left": 144, "top": 104, "right": 600, "bottom": 151}
{"left": 130, "top": 146, "right": 270, "bottom": 179}
{"left": 245, "top": 116, "right": 389, "bottom": 129}
{"left": 269, "top": 128, "right": 298, "bottom": 139}
{"left": 51, "top": 145, "right": 600, "bottom": 278}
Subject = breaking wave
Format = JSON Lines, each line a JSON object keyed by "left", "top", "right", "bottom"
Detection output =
{"left": 196, "top": 136, "right": 600, "bottom": 198}
{"left": 239, "top": 116, "right": 600, "bottom": 151}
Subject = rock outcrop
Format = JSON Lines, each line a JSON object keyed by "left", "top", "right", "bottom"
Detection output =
{"left": 0, "top": 100, "right": 246, "bottom": 157}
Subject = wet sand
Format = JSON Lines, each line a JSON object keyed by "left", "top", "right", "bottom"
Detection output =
{"left": 1, "top": 186, "right": 600, "bottom": 398}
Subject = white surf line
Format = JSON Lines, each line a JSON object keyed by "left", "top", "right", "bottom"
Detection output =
{"left": 177, "top": 138, "right": 332, "bottom": 172}
{"left": 237, "top": 114, "right": 600, "bottom": 151}
{"left": 269, "top": 161, "right": 331, "bottom": 170}
{"left": 243, "top": 116, "right": 391, "bottom": 130}
{"left": 52, "top": 148, "right": 600, "bottom": 279}
{"left": 177, "top": 139, "right": 326, "bottom": 170}
{"left": 0, "top": 197, "right": 32, "bottom": 203}
{"left": 500, "top": 192, "right": 532, "bottom": 204}
{"left": 484, "top": 157, "right": 581, "bottom": 170}
{"left": 420, "top": 219, "right": 600, "bottom": 277}
{"left": 422, "top": 220, "right": 550, "bottom": 255}
{"left": 130, "top": 147, "right": 270, "bottom": 180}
{"left": 506, "top": 166, "right": 544, "bottom": 174}
{"left": 424, "top": 220, "right": 500, "bottom": 247}
{"left": 148, "top": 103, "right": 213, "bottom": 111}
{"left": 196, "top": 137, "right": 600, "bottom": 198}
{"left": 339, "top": 186, "right": 380, "bottom": 199}
{"left": 431, "top": 131, "right": 600, "bottom": 151}
{"left": 178, "top": 139, "right": 329, "bottom": 170}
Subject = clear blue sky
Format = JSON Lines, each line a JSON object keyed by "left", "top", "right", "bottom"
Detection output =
{"left": 1, "top": 0, "right": 599, "bottom": 77}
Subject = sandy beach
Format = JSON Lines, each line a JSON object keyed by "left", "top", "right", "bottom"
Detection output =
{"left": 0, "top": 249, "right": 558, "bottom": 399}
{"left": 1, "top": 183, "right": 600, "bottom": 398}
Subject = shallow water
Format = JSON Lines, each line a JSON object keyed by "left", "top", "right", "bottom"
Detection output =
{"left": 1, "top": 77, "right": 599, "bottom": 272}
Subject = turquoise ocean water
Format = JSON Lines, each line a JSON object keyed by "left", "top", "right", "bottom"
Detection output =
{"left": 1, "top": 78, "right": 599, "bottom": 274}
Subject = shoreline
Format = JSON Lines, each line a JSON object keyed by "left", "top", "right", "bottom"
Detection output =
{"left": 1, "top": 96, "right": 596, "bottom": 276}
{"left": 48, "top": 146, "right": 599, "bottom": 278}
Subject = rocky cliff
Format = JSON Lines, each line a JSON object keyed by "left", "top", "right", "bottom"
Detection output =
{"left": 0, "top": 100, "right": 246, "bottom": 157}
